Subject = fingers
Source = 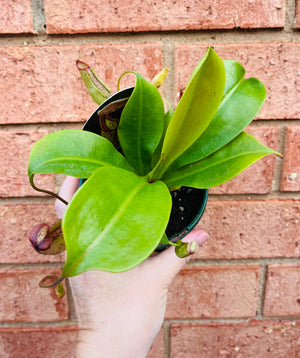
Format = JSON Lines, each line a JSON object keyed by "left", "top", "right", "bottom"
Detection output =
{"left": 55, "top": 176, "right": 80, "bottom": 218}
{"left": 145, "top": 229, "right": 209, "bottom": 286}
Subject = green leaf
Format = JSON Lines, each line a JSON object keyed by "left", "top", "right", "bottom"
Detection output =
{"left": 171, "top": 60, "right": 267, "bottom": 168}
{"left": 159, "top": 233, "right": 172, "bottom": 245}
{"left": 62, "top": 167, "right": 172, "bottom": 276}
{"left": 154, "top": 47, "right": 225, "bottom": 177}
{"left": 222, "top": 59, "right": 246, "bottom": 96}
{"left": 28, "top": 130, "right": 133, "bottom": 178}
{"left": 162, "top": 132, "right": 278, "bottom": 189}
{"left": 151, "top": 108, "right": 173, "bottom": 169}
{"left": 118, "top": 72, "right": 165, "bottom": 175}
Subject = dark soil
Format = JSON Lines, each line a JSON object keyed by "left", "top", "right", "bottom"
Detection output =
{"left": 166, "top": 186, "right": 206, "bottom": 238}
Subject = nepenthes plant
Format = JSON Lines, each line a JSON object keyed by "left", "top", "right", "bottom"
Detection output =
{"left": 28, "top": 47, "right": 281, "bottom": 296}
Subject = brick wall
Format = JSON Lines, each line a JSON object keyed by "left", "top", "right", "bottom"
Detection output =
{"left": 0, "top": 0, "right": 299, "bottom": 357}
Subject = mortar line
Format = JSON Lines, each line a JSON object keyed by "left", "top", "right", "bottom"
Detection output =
{"left": 166, "top": 317, "right": 251, "bottom": 325}
{"left": 161, "top": 38, "right": 175, "bottom": 109}
{"left": 0, "top": 122, "right": 84, "bottom": 131}
{"left": 186, "top": 257, "right": 300, "bottom": 267}
{"left": 0, "top": 320, "right": 78, "bottom": 329}
{"left": 65, "top": 278, "right": 78, "bottom": 322}
{"left": 30, "top": 0, "right": 46, "bottom": 34}
{"left": 1, "top": 28, "right": 300, "bottom": 47}
{"left": 285, "top": 0, "right": 297, "bottom": 32}
{"left": 163, "top": 320, "right": 171, "bottom": 358}
{"left": 256, "top": 264, "right": 268, "bottom": 317}
{"left": 0, "top": 257, "right": 297, "bottom": 271}
{"left": 0, "top": 196, "right": 55, "bottom": 205}
{"left": 272, "top": 125, "right": 287, "bottom": 192}
{"left": 165, "top": 315, "right": 300, "bottom": 325}
{"left": 206, "top": 191, "right": 300, "bottom": 200}
{"left": 0, "top": 262, "right": 64, "bottom": 270}
{"left": 1, "top": 315, "right": 299, "bottom": 330}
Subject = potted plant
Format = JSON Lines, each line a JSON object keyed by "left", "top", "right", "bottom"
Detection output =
{"left": 28, "top": 47, "right": 280, "bottom": 295}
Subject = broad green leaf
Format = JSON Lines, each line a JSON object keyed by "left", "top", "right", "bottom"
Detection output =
{"left": 162, "top": 132, "right": 278, "bottom": 189}
{"left": 118, "top": 72, "right": 165, "bottom": 175}
{"left": 222, "top": 59, "right": 246, "bottom": 96}
{"left": 155, "top": 47, "right": 225, "bottom": 176}
{"left": 28, "top": 130, "right": 133, "bottom": 179}
{"left": 171, "top": 60, "right": 266, "bottom": 169}
{"left": 62, "top": 167, "right": 172, "bottom": 276}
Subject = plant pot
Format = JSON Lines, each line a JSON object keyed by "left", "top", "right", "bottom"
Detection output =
{"left": 82, "top": 87, "right": 208, "bottom": 251}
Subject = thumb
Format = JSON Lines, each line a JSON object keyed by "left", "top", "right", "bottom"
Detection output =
{"left": 146, "top": 229, "right": 209, "bottom": 286}
{"left": 55, "top": 176, "right": 80, "bottom": 219}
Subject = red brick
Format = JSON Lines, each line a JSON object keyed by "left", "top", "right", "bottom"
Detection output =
{"left": 281, "top": 126, "right": 300, "bottom": 192}
{"left": 0, "top": 326, "right": 78, "bottom": 358}
{"left": 0, "top": 0, "right": 33, "bottom": 34}
{"left": 175, "top": 43, "right": 300, "bottom": 119}
{"left": 196, "top": 200, "right": 300, "bottom": 259}
{"left": 0, "top": 269, "right": 69, "bottom": 322}
{"left": 170, "top": 320, "right": 300, "bottom": 358}
{"left": 44, "top": 0, "right": 285, "bottom": 34}
{"left": 0, "top": 131, "right": 54, "bottom": 197}
{"left": 210, "top": 126, "right": 279, "bottom": 194}
{"left": 0, "top": 325, "right": 162, "bottom": 357}
{"left": 0, "top": 44, "right": 162, "bottom": 124}
{"left": 148, "top": 328, "right": 164, "bottom": 358}
{"left": 264, "top": 264, "right": 300, "bottom": 317}
{"left": 166, "top": 266, "right": 259, "bottom": 319}
{"left": 0, "top": 204, "right": 64, "bottom": 264}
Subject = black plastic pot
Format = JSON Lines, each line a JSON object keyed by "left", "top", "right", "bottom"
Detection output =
{"left": 82, "top": 87, "right": 208, "bottom": 251}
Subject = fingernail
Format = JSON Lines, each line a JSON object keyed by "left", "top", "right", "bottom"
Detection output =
{"left": 198, "top": 232, "right": 210, "bottom": 244}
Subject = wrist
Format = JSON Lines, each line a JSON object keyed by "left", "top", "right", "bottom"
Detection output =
{"left": 75, "top": 329, "right": 150, "bottom": 358}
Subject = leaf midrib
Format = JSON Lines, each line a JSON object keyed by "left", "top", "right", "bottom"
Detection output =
{"left": 137, "top": 87, "right": 143, "bottom": 173}
{"left": 30, "top": 156, "right": 118, "bottom": 174}
{"left": 63, "top": 179, "right": 148, "bottom": 276}
{"left": 217, "top": 74, "right": 245, "bottom": 113}
{"left": 167, "top": 150, "right": 271, "bottom": 183}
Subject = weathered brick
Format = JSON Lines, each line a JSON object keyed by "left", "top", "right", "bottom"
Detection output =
{"left": 0, "top": 131, "right": 54, "bottom": 197}
{"left": 170, "top": 320, "right": 300, "bottom": 358}
{"left": 210, "top": 126, "right": 279, "bottom": 194}
{"left": 0, "top": 44, "right": 162, "bottom": 124}
{"left": 166, "top": 266, "right": 259, "bottom": 319}
{"left": 175, "top": 42, "right": 300, "bottom": 119}
{"left": 281, "top": 126, "right": 300, "bottom": 192}
{"left": 0, "top": 204, "right": 64, "bottom": 264}
{"left": 0, "top": 326, "right": 78, "bottom": 358}
{"left": 264, "top": 264, "right": 300, "bottom": 317}
{"left": 0, "top": 269, "right": 69, "bottom": 322}
{"left": 44, "top": 0, "right": 285, "bottom": 34}
{"left": 196, "top": 200, "right": 300, "bottom": 259}
{"left": 0, "top": 325, "right": 161, "bottom": 357}
{"left": 0, "top": 0, "right": 33, "bottom": 34}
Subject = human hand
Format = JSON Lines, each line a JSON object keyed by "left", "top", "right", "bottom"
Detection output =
{"left": 56, "top": 176, "right": 209, "bottom": 358}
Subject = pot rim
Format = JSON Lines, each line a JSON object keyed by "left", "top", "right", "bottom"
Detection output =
{"left": 82, "top": 87, "right": 134, "bottom": 134}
